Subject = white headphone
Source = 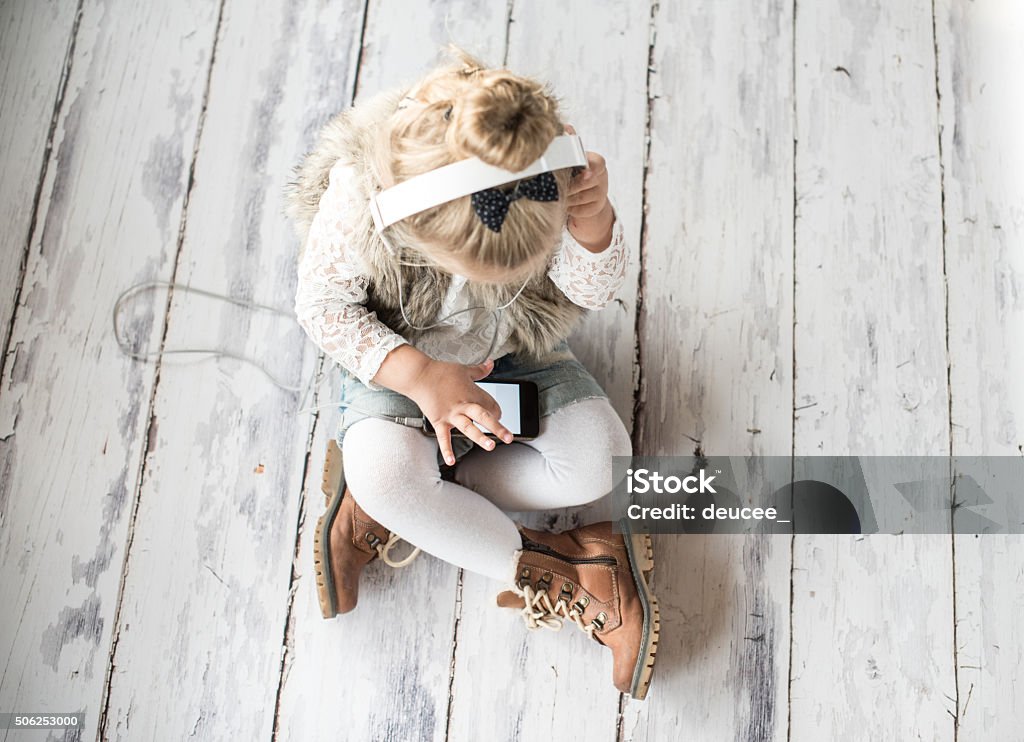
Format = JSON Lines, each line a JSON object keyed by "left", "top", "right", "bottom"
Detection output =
{"left": 368, "top": 132, "right": 588, "bottom": 357}
{"left": 369, "top": 133, "right": 588, "bottom": 234}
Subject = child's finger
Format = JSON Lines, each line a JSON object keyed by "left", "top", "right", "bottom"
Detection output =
{"left": 464, "top": 403, "right": 513, "bottom": 443}
{"left": 567, "top": 171, "right": 606, "bottom": 197}
{"left": 453, "top": 413, "right": 496, "bottom": 451}
{"left": 436, "top": 424, "right": 457, "bottom": 466}
{"left": 568, "top": 200, "right": 610, "bottom": 220}
{"left": 468, "top": 385, "right": 500, "bottom": 417}
{"left": 573, "top": 153, "right": 606, "bottom": 184}
{"left": 567, "top": 198, "right": 607, "bottom": 219}
{"left": 580, "top": 160, "right": 607, "bottom": 181}
{"left": 567, "top": 185, "right": 603, "bottom": 207}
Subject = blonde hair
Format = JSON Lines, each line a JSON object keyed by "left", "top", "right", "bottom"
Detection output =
{"left": 371, "top": 44, "right": 573, "bottom": 282}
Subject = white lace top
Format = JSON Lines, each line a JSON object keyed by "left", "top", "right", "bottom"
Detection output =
{"left": 294, "top": 161, "right": 629, "bottom": 389}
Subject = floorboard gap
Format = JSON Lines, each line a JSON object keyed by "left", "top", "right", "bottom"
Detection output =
{"left": 786, "top": 2, "right": 799, "bottom": 740}
{"left": 271, "top": 354, "right": 326, "bottom": 742}
{"left": 629, "top": 0, "right": 660, "bottom": 454}
{"left": 929, "top": 0, "right": 959, "bottom": 737}
{"left": 0, "top": 0, "right": 85, "bottom": 389}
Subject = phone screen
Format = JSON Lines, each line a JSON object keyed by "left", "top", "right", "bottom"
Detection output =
{"left": 474, "top": 382, "right": 521, "bottom": 435}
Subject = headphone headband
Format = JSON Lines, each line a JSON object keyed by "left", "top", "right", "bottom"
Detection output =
{"left": 369, "top": 134, "right": 587, "bottom": 232}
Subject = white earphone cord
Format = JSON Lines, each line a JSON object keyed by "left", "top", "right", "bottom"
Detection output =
{"left": 111, "top": 272, "right": 525, "bottom": 425}
{"left": 111, "top": 280, "right": 422, "bottom": 426}
{"left": 384, "top": 230, "right": 532, "bottom": 365}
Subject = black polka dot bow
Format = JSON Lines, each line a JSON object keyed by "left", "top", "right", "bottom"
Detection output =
{"left": 470, "top": 171, "right": 559, "bottom": 232}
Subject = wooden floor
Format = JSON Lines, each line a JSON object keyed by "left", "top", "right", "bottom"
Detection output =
{"left": 1, "top": 0, "right": 1021, "bottom": 740}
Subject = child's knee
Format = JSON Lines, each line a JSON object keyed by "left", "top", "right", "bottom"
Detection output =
{"left": 563, "top": 450, "right": 619, "bottom": 506}
{"left": 341, "top": 418, "right": 441, "bottom": 519}
{"left": 551, "top": 400, "right": 633, "bottom": 506}
{"left": 558, "top": 397, "right": 631, "bottom": 451}
{"left": 606, "top": 410, "right": 633, "bottom": 459}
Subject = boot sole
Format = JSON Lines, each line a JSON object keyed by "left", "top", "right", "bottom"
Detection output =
{"left": 313, "top": 440, "right": 346, "bottom": 619}
{"left": 619, "top": 519, "right": 660, "bottom": 701}
{"left": 322, "top": 437, "right": 345, "bottom": 508}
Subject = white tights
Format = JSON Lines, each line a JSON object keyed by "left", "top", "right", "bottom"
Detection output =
{"left": 341, "top": 398, "right": 632, "bottom": 582}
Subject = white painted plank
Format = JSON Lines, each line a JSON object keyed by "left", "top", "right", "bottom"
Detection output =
{"left": 0, "top": 0, "right": 78, "bottom": 354}
{"left": 97, "top": 0, "right": 367, "bottom": 739}
{"left": 274, "top": 4, "right": 509, "bottom": 741}
{"left": 936, "top": 0, "right": 1024, "bottom": 736}
{"left": 937, "top": 1, "right": 1024, "bottom": 453}
{"left": 622, "top": 0, "right": 795, "bottom": 738}
{"left": 952, "top": 536, "right": 1024, "bottom": 735}
{"left": 0, "top": 0, "right": 220, "bottom": 736}
{"left": 530, "top": 6, "right": 647, "bottom": 426}
{"left": 446, "top": 4, "right": 649, "bottom": 739}
{"left": 790, "top": 0, "right": 955, "bottom": 739}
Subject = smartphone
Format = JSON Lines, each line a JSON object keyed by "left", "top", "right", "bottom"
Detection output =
{"left": 422, "top": 379, "right": 540, "bottom": 441}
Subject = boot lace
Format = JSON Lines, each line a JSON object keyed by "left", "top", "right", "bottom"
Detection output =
{"left": 517, "top": 584, "right": 597, "bottom": 639}
{"left": 377, "top": 533, "right": 421, "bottom": 568}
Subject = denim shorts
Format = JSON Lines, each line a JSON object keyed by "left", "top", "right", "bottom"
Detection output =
{"left": 334, "top": 339, "right": 607, "bottom": 464}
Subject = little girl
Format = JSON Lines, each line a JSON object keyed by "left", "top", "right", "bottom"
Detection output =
{"left": 289, "top": 45, "right": 659, "bottom": 699}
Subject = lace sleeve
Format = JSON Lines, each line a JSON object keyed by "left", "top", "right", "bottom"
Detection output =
{"left": 547, "top": 201, "right": 629, "bottom": 310}
{"left": 293, "top": 162, "right": 407, "bottom": 389}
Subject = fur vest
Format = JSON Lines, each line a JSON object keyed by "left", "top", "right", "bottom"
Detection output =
{"left": 285, "top": 87, "right": 586, "bottom": 359}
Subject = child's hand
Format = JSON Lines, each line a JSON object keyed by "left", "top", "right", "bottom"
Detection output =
{"left": 564, "top": 124, "right": 615, "bottom": 251}
{"left": 407, "top": 357, "right": 514, "bottom": 466}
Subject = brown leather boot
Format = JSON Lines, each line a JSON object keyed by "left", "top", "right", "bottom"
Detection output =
{"left": 496, "top": 520, "right": 660, "bottom": 699}
{"left": 313, "top": 440, "right": 419, "bottom": 618}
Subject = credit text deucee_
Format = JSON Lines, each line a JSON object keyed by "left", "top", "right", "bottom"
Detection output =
{"left": 625, "top": 467, "right": 782, "bottom": 522}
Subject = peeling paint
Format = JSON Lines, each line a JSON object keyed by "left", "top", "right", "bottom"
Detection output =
{"left": 40, "top": 593, "right": 104, "bottom": 672}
